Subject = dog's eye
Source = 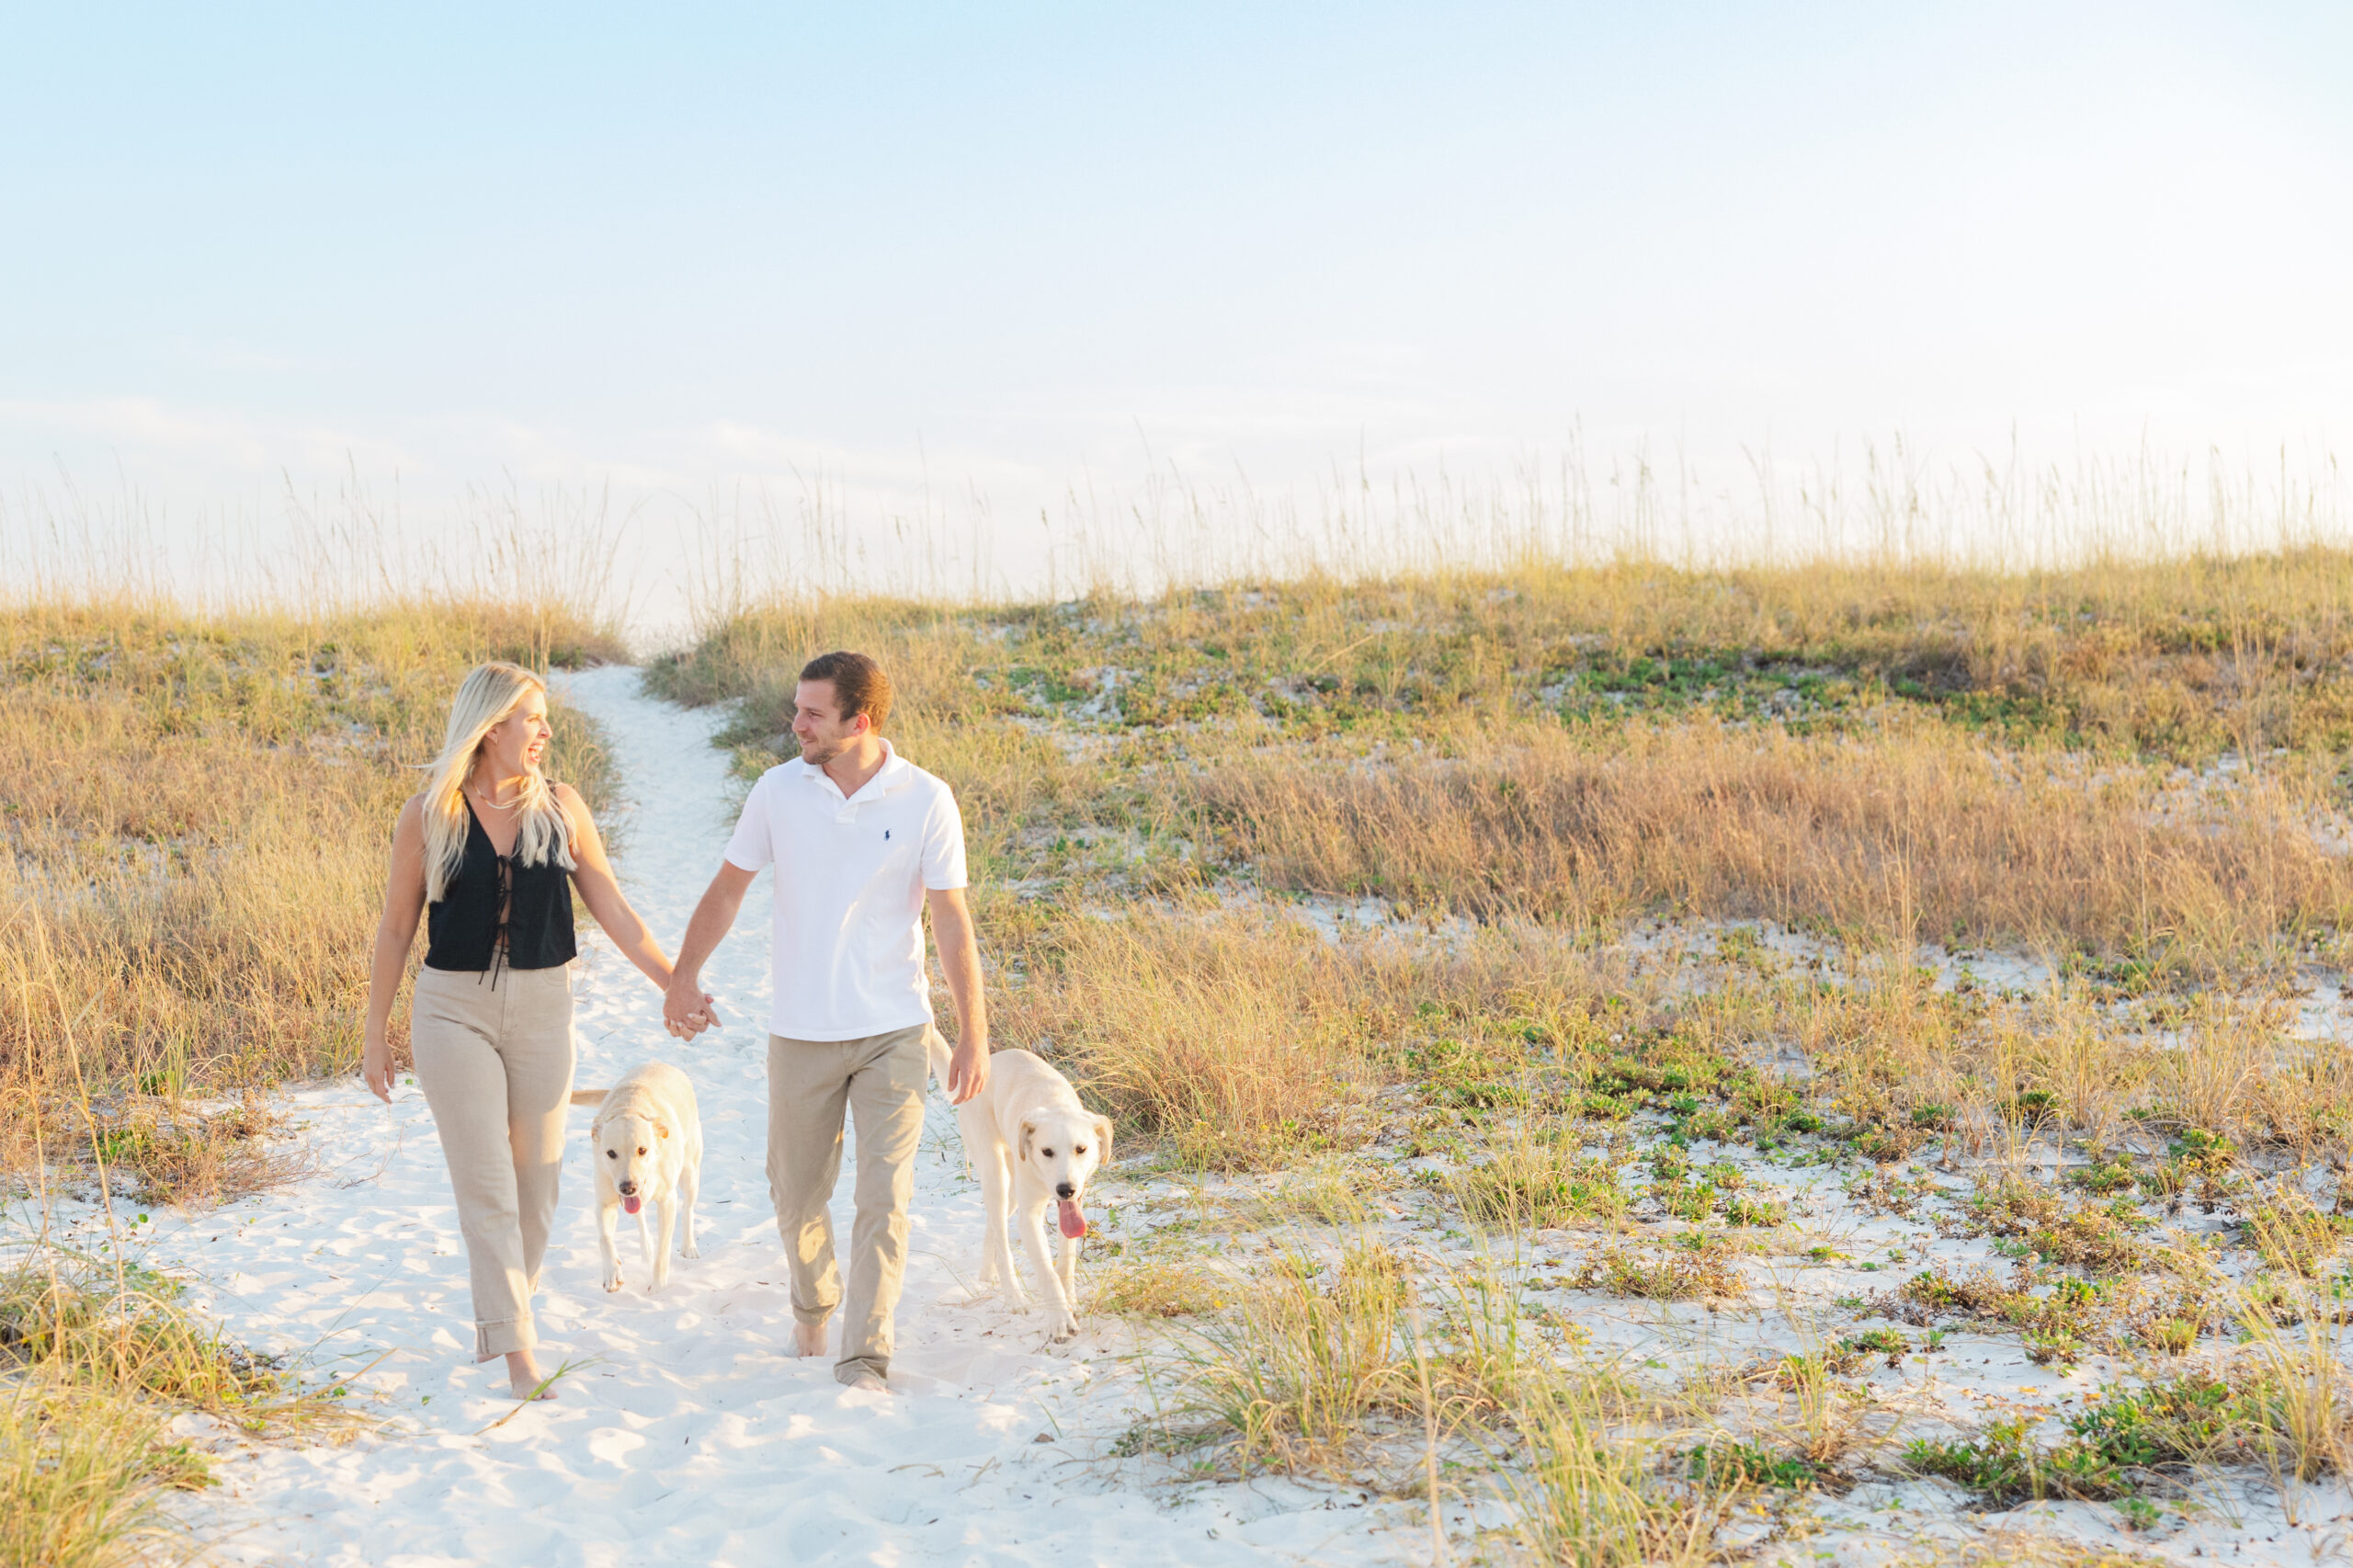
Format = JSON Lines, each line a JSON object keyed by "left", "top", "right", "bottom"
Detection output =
{"left": 1041, "top": 1148, "right": 1054, "bottom": 1157}
{"left": 606, "top": 1151, "right": 617, "bottom": 1159}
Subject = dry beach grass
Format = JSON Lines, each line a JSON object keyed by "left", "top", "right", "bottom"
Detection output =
{"left": 0, "top": 1241, "right": 365, "bottom": 1568}
{"left": 1187, "top": 718, "right": 2353, "bottom": 970}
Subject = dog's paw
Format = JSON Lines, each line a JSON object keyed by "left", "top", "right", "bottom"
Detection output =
{"left": 602, "top": 1270, "right": 623, "bottom": 1293}
{"left": 649, "top": 1269, "right": 670, "bottom": 1295}
{"left": 1046, "top": 1309, "right": 1079, "bottom": 1343}
{"left": 682, "top": 1241, "right": 700, "bottom": 1260}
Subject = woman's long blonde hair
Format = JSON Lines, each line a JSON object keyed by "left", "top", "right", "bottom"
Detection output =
{"left": 420, "top": 662, "right": 576, "bottom": 903}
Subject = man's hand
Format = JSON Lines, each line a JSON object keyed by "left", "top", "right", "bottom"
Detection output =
{"left": 946, "top": 1033, "right": 989, "bottom": 1106}
{"left": 665, "top": 976, "right": 720, "bottom": 1040}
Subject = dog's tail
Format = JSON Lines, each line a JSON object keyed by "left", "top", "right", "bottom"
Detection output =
{"left": 922, "top": 1025, "right": 954, "bottom": 1093}
{"left": 567, "top": 1088, "right": 608, "bottom": 1108}
{"left": 923, "top": 1025, "right": 974, "bottom": 1181}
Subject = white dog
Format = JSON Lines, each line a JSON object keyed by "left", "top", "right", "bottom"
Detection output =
{"left": 570, "top": 1061, "right": 703, "bottom": 1294}
{"left": 926, "top": 1028, "right": 1110, "bottom": 1341}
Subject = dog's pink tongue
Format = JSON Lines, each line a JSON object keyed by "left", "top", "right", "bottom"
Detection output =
{"left": 1057, "top": 1199, "right": 1086, "bottom": 1239}
{"left": 623, "top": 1195, "right": 642, "bottom": 1215}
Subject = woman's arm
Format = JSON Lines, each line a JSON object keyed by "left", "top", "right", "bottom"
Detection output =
{"left": 363, "top": 796, "right": 429, "bottom": 1102}
{"left": 558, "top": 785, "right": 710, "bottom": 1026}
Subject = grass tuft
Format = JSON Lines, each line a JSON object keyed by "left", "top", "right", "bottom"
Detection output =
{"left": 0, "top": 1242, "right": 358, "bottom": 1567}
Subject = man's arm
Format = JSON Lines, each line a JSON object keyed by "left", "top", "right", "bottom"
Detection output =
{"left": 926, "top": 885, "right": 988, "bottom": 1105}
{"left": 665, "top": 861, "right": 756, "bottom": 1035}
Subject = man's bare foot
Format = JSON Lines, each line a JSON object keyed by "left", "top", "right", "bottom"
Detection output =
{"left": 792, "top": 1320, "right": 826, "bottom": 1358}
{"left": 504, "top": 1350, "right": 556, "bottom": 1400}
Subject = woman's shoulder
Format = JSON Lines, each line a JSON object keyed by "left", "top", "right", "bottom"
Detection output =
{"left": 551, "top": 780, "right": 592, "bottom": 825}
{"left": 388, "top": 790, "right": 428, "bottom": 848}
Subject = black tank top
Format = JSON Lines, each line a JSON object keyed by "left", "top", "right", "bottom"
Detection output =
{"left": 422, "top": 797, "right": 577, "bottom": 974}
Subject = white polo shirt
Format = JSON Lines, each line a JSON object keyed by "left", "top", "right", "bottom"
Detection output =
{"left": 721, "top": 740, "right": 969, "bottom": 1041}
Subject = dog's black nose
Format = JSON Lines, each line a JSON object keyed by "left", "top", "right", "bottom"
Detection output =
{"left": 1055, "top": 1181, "right": 1075, "bottom": 1199}
{"left": 617, "top": 1180, "right": 636, "bottom": 1196}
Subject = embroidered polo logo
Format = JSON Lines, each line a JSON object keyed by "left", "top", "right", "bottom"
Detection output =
{"left": 883, "top": 829, "right": 892, "bottom": 840}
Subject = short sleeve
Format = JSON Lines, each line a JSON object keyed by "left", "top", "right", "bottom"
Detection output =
{"left": 722, "top": 773, "right": 777, "bottom": 872}
{"left": 920, "top": 785, "right": 968, "bottom": 891}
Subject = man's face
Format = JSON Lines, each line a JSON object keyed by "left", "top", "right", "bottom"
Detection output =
{"left": 791, "top": 679, "right": 864, "bottom": 764}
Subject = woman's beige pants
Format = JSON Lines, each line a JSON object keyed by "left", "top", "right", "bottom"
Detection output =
{"left": 410, "top": 963, "right": 576, "bottom": 1361}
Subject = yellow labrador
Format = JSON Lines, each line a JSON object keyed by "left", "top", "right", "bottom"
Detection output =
{"left": 571, "top": 1061, "right": 702, "bottom": 1294}
{"left": 926, "top": 1028, "right": 1109, "bottom": 1341}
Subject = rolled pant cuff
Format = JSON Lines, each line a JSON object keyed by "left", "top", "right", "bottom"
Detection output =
{"left": 475, "top": 1315, "right": 536, "bottom": 1362}
{"left": 835, "top": 1356, "right": 887, "bottom": 1386}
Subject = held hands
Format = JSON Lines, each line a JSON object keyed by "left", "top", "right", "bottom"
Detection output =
{"left": 664, "top": 975, "right": 721, "bottom": 1041}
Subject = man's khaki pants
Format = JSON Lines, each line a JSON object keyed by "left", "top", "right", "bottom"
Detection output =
{"left": 767, "top": 1023, "right": 929, "bottom": 1385}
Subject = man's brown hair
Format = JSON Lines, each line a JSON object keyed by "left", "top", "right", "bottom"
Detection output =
{"left": 799, "top": 650, "right": 894, "bottom": 733}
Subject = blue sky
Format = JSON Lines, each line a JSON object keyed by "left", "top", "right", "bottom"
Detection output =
{"left": 4, "top": 3, "right": 2349, "bottom": 593}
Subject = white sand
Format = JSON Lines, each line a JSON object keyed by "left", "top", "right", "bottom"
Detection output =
{"left": 114, "top": 665, "right": 1411, "bottom": 1567}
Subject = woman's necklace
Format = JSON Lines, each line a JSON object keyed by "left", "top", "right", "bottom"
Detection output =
{"left": 468, "top": 778, "right": 526, "bottom": 812}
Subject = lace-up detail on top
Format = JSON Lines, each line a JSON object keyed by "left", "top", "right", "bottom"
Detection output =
{"left": 423, "top": 798, "right": 576, "bottom": 980}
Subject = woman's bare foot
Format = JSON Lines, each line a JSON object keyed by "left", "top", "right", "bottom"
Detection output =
{"left": 792, "top": 1320, "right": 826, "bottom": 1358}
{"left": 504, "top": 1350, "right": 556, "bottom": 1400}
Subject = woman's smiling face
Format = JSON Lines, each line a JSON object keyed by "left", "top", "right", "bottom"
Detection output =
{"left": 483, "top": 687, "right": 552, "bottom": 778}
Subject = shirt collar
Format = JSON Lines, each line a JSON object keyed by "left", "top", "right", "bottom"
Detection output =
{"left": 799, "top": 738, "right": 910, "bottom": 803}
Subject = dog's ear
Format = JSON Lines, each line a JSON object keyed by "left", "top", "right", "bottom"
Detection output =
{"left": 655, "top": 1120, "right": 670, "bottom": 1140}
{"left": 1092, "top": 1115, "right": 1113, "bottom": 1166}
{"left": 1018, "top": 1118, "right": 1038, "bottom": 1163}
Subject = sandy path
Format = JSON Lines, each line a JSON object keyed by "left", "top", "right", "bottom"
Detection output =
{"left": 129, "top": 666, "right": 1394, "bottom": 1567}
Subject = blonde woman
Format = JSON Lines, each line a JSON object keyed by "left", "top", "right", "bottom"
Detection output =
{"left": 362, "top": 662, "right": 709, "bottom": 1400}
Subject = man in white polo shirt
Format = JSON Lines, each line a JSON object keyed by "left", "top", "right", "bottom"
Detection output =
{"left": 663, "top": 651, "right": 988, "bottom": 1392}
